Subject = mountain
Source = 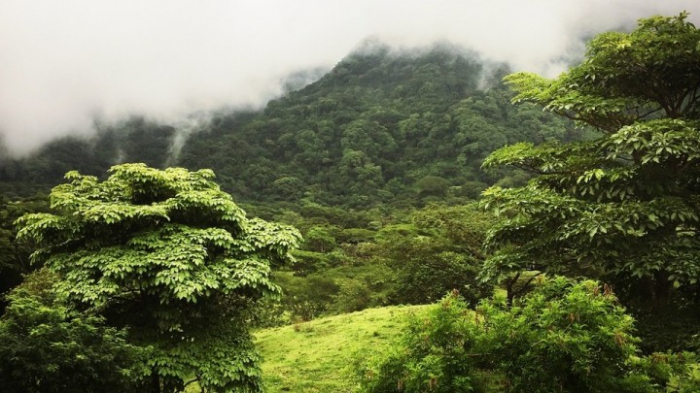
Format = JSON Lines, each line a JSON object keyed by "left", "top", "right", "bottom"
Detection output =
{"left": 0, "top": 43, "right": 585, "bottom": 206}
{"left": 179, "top": 43, "right": 583, "bottom": 207}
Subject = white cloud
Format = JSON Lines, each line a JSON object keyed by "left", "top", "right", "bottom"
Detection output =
{"left": 1, "top": 0, "right": 698, "bottom": 153}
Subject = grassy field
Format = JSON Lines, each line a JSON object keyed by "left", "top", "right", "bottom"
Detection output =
{"left": 254, "top": 305, "right": 430, "bottom": 393}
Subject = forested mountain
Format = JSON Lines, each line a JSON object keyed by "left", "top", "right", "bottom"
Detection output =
{"left": 0, "top": 43, "right": 585, "bottom": 206}
{"left": 181, "top": 43, "right": 585, "bottom": 207}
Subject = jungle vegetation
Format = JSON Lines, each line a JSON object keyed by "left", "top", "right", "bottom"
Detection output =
{"left": 1, "top": 12, "right": 700, "bottom": 393}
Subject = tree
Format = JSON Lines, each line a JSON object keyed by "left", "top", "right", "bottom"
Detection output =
{"left": 15, "top": 164, "right": 301, "bottom": 392}
{"left": 0, "top": 270, "right": 148, "bottom": 393}
{"left": 303, "top": 225, "right": 337, "bottom": 253}
{"left": 481, "top": 13, "right": 700, "bottom": 305}
{"left": 415, "top": 176, "right": 450, "bottom": 197}
{"left": 376, "top": 204, "right": 494, "bottom": 306}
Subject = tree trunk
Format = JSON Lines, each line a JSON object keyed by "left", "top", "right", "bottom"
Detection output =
{"left": 652, "top": 271, "right": 671, "bottom": 307}
{"left": 505, "top": 272, "right": 520, "bottom": 308}
{"left": 151, "top": 371, "right": 161, "bottom": 393}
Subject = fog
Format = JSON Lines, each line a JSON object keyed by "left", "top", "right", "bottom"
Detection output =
{"left": 1, "top": 0, "right": 699, "bottom": 154}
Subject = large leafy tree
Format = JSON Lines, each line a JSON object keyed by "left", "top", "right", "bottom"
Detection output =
{"left": 16, "top": 164, "right": 301, "bottom": 392}
{"left": 481, "top": 13, "right": 700, "bottom": 304}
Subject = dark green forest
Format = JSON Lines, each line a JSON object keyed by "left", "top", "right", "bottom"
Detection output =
{"left": 2, "top": 12, "right": 700, "bottom": 393}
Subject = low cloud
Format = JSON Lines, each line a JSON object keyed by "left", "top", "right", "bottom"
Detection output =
{"left": 1, "top": 0, "right": 698, "bottom": 154}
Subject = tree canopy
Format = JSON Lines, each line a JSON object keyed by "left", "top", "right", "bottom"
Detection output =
{"left": 481, "top": 13, "right": 700, "bottom": 303}
{"left": 0, "top": 270, "right": 148, "bottom": 393}
{"left": 15, "top": 164, "right": 301, "bottom": 392}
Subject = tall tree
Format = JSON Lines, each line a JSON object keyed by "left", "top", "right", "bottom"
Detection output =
{"left": 481, "top": 13, "right": 700, "bottom": 305}
{"left": 16, "top": 164, "right": 301, "bottom": 392}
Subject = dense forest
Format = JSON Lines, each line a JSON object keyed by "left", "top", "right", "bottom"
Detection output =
{"left": 2, "top": 12, "right": 700, "bottom": 393}
{"left": 0, "top": 43, "right": 586, "bottom": 207}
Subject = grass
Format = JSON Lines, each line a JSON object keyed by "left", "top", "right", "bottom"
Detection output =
{"left": 254, "top": 304, "right": 430, "bottom": 393}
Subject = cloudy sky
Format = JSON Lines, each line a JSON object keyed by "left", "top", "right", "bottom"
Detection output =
{"left": 1, "top": 0, "right": 699, "bottom": 154}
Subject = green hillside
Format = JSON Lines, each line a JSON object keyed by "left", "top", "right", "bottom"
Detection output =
{"left": 255, "top": 305, "right": 430, "bottom": 393}
{"left": 178, "top": 44, "right": 583, "bottom": 208}
{"left": 0, "top": 43, "right": 586, "bottom": 207}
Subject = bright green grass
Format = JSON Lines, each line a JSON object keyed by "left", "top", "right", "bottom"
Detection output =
{"left": 255, "top": 305, "right": 430, "bottom": 393}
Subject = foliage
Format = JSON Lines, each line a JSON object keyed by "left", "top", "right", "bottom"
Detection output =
{"left": 357, "top": 292, "right": 483, "bottom": 393}
{"left": 303, "top": 225, "right": 338, "bottom": 253}
{"left": 329, "top": 263, "right": 396, "bottom": 314}
{"left": 378, "top": 204, "right": 495, "bottom": 305}
{"left": 0, "top": 270, "right": 148, "bottom": 393}
{"left": 274, "top": 271, "right": 340, "bottom": 321}
{"left": 631, "top": 352, "right": 700, "bottom": 392}
{"left": 260, "top": 203, "right": 496, "bottom": 324}
{"left": 177, "top": 45, "right": 579, "bottom": 208}
{"left": 0, "top": 117, "right": 178, "bottom": 193}
{"left": 416, "top": 176, "right": 450, "bottom": 197}
{"left": 1, "top": 43, "right": 580, "bottom": 210}
{"left": 0, "top": 193, "right": 48, "bottom": 312}
{"left": 359, "top": 277, "right": 683, "bottom": 393}
{"left": 239, "top": 201, "right": 497, "bottom": 326}
{"left": 14, "top": 164, "right": 301, "bottom": 392}
{"left": 632, "top": 301, "right": 700, "bottom": 353}
{"left": 481, "top": 13, "right": 700, "bottom": 307}
{"left": 477, "top": 277, "right": 652, "bottom": 392}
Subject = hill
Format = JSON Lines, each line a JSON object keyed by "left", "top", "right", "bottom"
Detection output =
{"left": 254, "top": 304, "right": 430, "bottom": 393}
{"left": 0, "top": 42, "right": 586, "bottom": 207}
{"left": 179, "top": 43, "right": 584, "bottom": 208}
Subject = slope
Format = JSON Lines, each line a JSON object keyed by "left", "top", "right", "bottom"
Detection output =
{"left": 255, "top": 304, "right": 430, "bottom": 393}
{"left": 1, "top": 42, "right": 585, "bottom": 207}
{"left": 179, "top": 43, "right": 583, "bottom": 208}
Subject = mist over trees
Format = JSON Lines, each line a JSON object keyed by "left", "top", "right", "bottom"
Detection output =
{"left": 0, "top": 44, "right": 587, "bottom": 209}
{"left": 5, "top": 1, "right": 698, "bottom": 155}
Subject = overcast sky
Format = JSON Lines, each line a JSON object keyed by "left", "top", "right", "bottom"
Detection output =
{"left": 1, "top": 0, "right": 699, "bottom": 154}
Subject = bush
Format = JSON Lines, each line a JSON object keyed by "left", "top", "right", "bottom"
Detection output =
{"left": 273, "top": 272, "right": 340, "bottom": 321}
{"left": 477, "top": 277, "right": 652, "bottom": 392}
{"left": 357, "top": 291, "right": 482, "bottom": 393}
{"left": 0, "top": 270, "right": 148, "bottom": 393}
{"left": 358, "top": 277, "right": 687, "bottom": 393}
{"left": 329, "top": 263, "right": 395, "bottom": 314}
{"left": 631, "top": 352, "right": 700, "bottom": 392}
{"left": 416, "top": 176, "right": 450, "bottom": 197}
{"left": 303, "top": 225, "right": 338, "bottom": 252}
{"left": 377, "top": 227, "right": 492, "bottom": 305}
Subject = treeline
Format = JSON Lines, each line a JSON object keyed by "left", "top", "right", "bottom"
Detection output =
{"left": 252, "top": 202, "right": 495, "bottom": 326}
{"left": 0, "top": 117, "right": 176, "bottom": 197}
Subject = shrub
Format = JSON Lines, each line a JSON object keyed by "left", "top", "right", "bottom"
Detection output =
{"left": 0, "top": 270, "right": 148, "bottom": 393}
{"left": 477, "top": 277, "right": 653, "bottom": 392}
{"left": 358, "top": 277, "right": 685, "bottom": 393}
{"left": 357, "top": 291, "right": 482, "bottom": 393}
